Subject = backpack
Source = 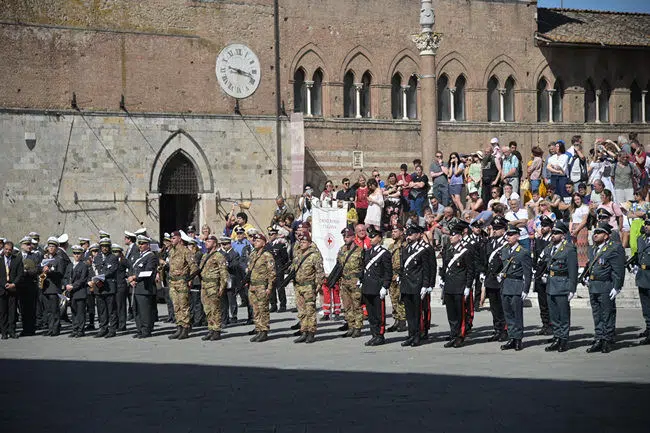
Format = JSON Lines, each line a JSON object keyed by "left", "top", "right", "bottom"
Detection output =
{"left": 568, "top": 154, "right": 588, "bottom": 182}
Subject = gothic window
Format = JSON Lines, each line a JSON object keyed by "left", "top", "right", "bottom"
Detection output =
{"left": 311, "top": 69, "right": 323, "bottom": 116}
{"left": 293, "top": 68, "right": 306, "bottom": 113}
{"left": 391, "top": 74, "right": 402, "bottom": 119}
{"left": 437, "top": 74, "right": 450, "bottom": 121}
{"left": 584, "top": 79, "right": 596, "bottom": 122}
{"left": 537, "top": 78, "right": 549, "bottom": 122}
{"left": 487, "top": 76, "right": 499, "bottom": 122}
{"left": 343, "top": 70, "right": 355, "bottom": 118}
{"left": 407, "top": 75, "right": 418, "bottom": 119}
{"left": 454, "top": 75, "right": 466, "bottom": 121}
{"left": 552, "top": 79, "right": 564, "bottom": 122}
{"left": 599, "top": 80, "right": 610, "bottom": 123}
{"left": 361, "top": 71, "right": 372, "bottom": 118}
{"left": 631, "top": 80, "right": 642, "bottom": 123}
{"left": 504, "top": 76, "right": 515, "bottom": 122}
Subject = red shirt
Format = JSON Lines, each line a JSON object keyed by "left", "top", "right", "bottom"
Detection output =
{"left": 398, "top": 173, "right": 412, "bottom": 198}
{"left": 356, "top": 187, "right": 369, "bottom": 210}
{"left": 355, "top": 236, "right": 371, "bottom": 250}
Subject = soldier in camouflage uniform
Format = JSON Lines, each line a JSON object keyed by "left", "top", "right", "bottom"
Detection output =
{"left": 292, "top": 232, "right": 324, "bottom": 344}
{"left": 246, "top": 233, "right": 276, "bottom": 342}
{"left": 197, "top": 234, "right": 229, "bottom": 341}
{"left": 167, "top": 231, "right": 199, "bottom": 340}
{"left": 387, "top": 223, "right": 407, "bottom": 332}
{"left": 337, "top": 226, "right": 364, "bottom": 338}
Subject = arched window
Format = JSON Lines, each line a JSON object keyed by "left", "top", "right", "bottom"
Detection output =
{"left": 552, "top": 79, "right": 564, "bottom": 122}
{"left": 311, "top": 69, "right": 323, "bottom": 116}
{"left": 437, "top": 74, "right": 450, "bottom": 121}
{"left": 504, "top": 76, "right": 515, "bottom": 122}
{"left": 407, "top": 75, "right": 418, "bottom": 119}
{"left": 293, "top": 69, "right": 306, "bottom": 113}
{"left": 391, "top": 73, "right": 402, "bottom": 119}
{"left": 487, "top": 76, "right": 499, "bottom": 122}
{"left": 343, "top": 70, "right": 355, "bottom": 118}
{"left": 599, "top": 80, "right": 610, "bottom": 123}
{"left": 454, "top": 75, "right": 466, "bottom": 121}
{"left": 537, "top": 78, "right": 549, "bottom": 122}
{"left": 631, "top": 80, "right": 642, "bottom": 123}
{"left": 361, "top": 71, "right": 372, "bottom": 118}
{"left": 584, "top": 79, "right": 596, "bottom": 122}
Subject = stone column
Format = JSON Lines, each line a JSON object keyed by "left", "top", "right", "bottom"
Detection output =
{"left": 547, "top": 89, "right": 555, "bottom": 123}
{"left": 595, "top": 89, "right": 601, "bottom": 123}
{"left": 412, "top": 0, "right": 442, "bottom": 166}
{"left": 498, "top": 88, "right": 506, "bottom": 122}
{"left": 449, "top": 87, "right": 456, "bottom": 122}
{"left": 401, "top": 85, "right": 410, "bottom": 120}
{"left": 304, "top": 80, "right": 314, "bottom": 117}
{"left": 641, "top": 90, "right": 648, "bottom": 123}
{"left": 354, "top": 83, "right": 363, "bottom": 118}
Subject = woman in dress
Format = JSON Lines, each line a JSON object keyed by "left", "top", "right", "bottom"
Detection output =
{"left": 355, "top": 175, "right": 369, "bottom": 224}
{"left": 546, "top": 141, "right": 569, "bottom": 198}
{"left": 569, "top": 193, "right": 590, "bottom": 267}
{"left": 365, "top": 178, "right": 384, "bottom": 230}
{"left": 467, "top": 152, "right": 482, "bottom": 196}
{"left": 320, "top": 180, "right": 336, "bottom": 208}
{"left": 382, "top": 172, "right": 402, "bottom": 231}
{"left": 448, "top": 152, "right": 465, "bottom": 214}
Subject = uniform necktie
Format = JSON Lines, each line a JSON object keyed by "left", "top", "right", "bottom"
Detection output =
{"left": 5, "top": 257, "right": 10, "bottom": 280}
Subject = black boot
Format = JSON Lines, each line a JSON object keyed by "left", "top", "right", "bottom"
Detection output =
{"left": 397, "top": 320, "right": 407, "bottom": 332}
{"left": 638, "top": 329, "right": 649, "bottom": 338}
{"left": 294, "top": 332, "right": 307, "bottom": 343}
{"left": 453, "top": 337, "right": 464, "bottom": 348}
{"left": 338, "top": 323, "right": 349, "bottom": 331}
{"left": 410, "top": 335, "right": 421, "bottom": 347}
{"left": 586, "top": 340, "right": 603, "bottom": 353}
{"left": 557, "top": 339, "right": 568, "bottom": 352}
{"left": 498, "top": 331, "right": 509, "bottom": 342}
{"left": 250, "top": 332, "right": 260, "bottom": 342}
{"left": 601, "top": 341, "right": 612, "bottom": 353}
{"left": 293, "top": 330, "right": 303, "bottom": 336}
{"left": 278, "top": 305, "right": 287, "bottom": 313}
{"left": 248, "top": 328, "right": 257, "bottom": 335}
{"left": 305, "top": 332, "right": 316, "bottom": 343}
{"left": 501, "top": 339, "right": 516, "bottom": 350}
{"left": 257, "top": 331, "right": 269, "bottom": 342}
{"left": 269, "top": 304, "right": 277, "bottom": 313}
{"left": 350, "top": 328, "right": 361, "bottom": 338}
{"left": 94, "top": 329, "right": 108, "bottom": 338}
{"left": 168, "top": 326, "right": 182, "bottom": 340}
{"left": 104, "top": 331, "right": 116, "bottom": 339}
{"left": 373, "top": 335, "right": 385, "bottom": 346}
{"left": 386, "top": 322, "right": 399, "bottom": 333}
{"left": 537, "top": 325, "right": 552, "bottom": 335}
{"left": 545, "top": 338, "right": 560, "bottom": 352}
{"left": 637, "top": 336, "right": 650, "bottom": 346}
{"left": 488, "top": 332, "right": 500, "bottom": 342}
{"left": 177, "top": 327, "right": 189, "bottom": 340}
{"left": 340, "top": 329, "right": 353, "bottom": 338}
{"left": 514, "top": 339, "right": 523, "bottom": 351}
{"left": 202, "top": 331, "right": 214, "bottom": 341}
{"left": 364, "top": 336, "right": 378, "bottom": 346}
{"left": 290, "top": 321, "right": 301, "bottom": 330}
{"left": 401, "top": 336, "right": 414, "bottom": 347}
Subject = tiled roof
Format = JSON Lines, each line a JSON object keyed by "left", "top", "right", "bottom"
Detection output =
{"left": 536, "top": 8, "right": 650, "bottom": 48}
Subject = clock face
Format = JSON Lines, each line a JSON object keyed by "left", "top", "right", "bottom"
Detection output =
{"left": 215, "top": 43, "right": 261, "bottom": 99}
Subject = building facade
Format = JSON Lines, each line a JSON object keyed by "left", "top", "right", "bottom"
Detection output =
{"left": 1, "top": 0, "right": 649, "bottom": 239}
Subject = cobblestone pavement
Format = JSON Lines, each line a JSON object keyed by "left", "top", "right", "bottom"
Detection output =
{"left": 1, "top": 306, "right": 649, "bottom": 433}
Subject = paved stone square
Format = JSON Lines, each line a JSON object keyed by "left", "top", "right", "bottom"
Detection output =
{"left": 1, "top": 305, "right": 649, "bottom": 433}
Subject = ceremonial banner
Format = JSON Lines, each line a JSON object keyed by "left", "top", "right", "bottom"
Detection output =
{"left": 312, "top": 206, "right": 348, "bottom": 274}
{"left": 289, "top": 113, "right": 305, "bottom": 196}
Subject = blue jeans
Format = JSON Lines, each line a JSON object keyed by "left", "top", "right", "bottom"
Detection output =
{"left": 550, "top": 175, "right": 568, "bottom": 198}
{"left": 409, "top": 195, "right": 426, "bottom": 217}
{"left": 518, "top": 238, "right": 530, "bottom": 250}
{"left": 530, "top": 179, "right": 541, "bottom": 193}
{"left": 433, "top": 183, "right": 450, "bottom": 206}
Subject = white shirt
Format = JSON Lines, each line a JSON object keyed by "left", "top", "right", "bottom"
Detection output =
{"left": 506, "top": 209, "right": 529, "bottom": 240}
{"left": 571, "top": 204, "right": 590, "bottom": 224}
{"left": 548, "top": 153, "right": 569, "bottom": 175}
{"left": 500, "top": 192, "right": 521, "bottom": 208}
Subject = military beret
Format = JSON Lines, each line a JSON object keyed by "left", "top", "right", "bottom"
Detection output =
{"left": 299, "top": 232, "right": 312, "bottom": 242}
{"left": 367, "top": 226, "right": 382, "bottom": 239}
{"left": 136, "top": 235, "right": 151, "bottom": 244}
{"left": 171, "top": 231, "right": 181, "bottom": 238}
{"left": 206, "top": 234, "right": 219, "bottom": 242}
{"left": 89, "top": 243, "right": 100, "bottom": 251}
{"left": 251, "top": 233, "right": 267, "bottom": 242}
{"left": 594, "top": 222, "right": 613, "bottom": 235}
{"left": 341, "top": 227, "right": 355, "bottom": 237}
{"left": 46, "top": 236, "right": 59, "bottom": 246}
{"left": 505, "top": 225, "right": 520, "bottom": 236}
{"left": 539, "top": 215, "right": 555, "bottom": 228}
{"left": 297, "top": 221, "right": 311, "bottom": 230}
{"left": 111, "top": 243, "right": 123, "bottom": 252}
{"left": 71, "top": 245, "right": 84, "bottom": 254}
{"left": 99, "top": 238, "right": 112, "bottom": 246}
{"left": 552, "top": 220, "right": 569, "bottom": 235}
{"left": 19, "top": 236, "right": 32, "bottom": 245}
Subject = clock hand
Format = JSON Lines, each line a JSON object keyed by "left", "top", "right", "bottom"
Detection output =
{"left": 228, "top": 66, "right": 246, "bottom": 75}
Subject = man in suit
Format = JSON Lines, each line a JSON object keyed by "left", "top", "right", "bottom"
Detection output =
{"left": 499, "top": 225, "right": 532, "bottom": 351}
{"left": 41, "top": 237, "right": 66, "bottom": 336}
{"left": 533, "top": 216, "right": 554, "bottom": 336}
{"left": 17, "top": 236, "right": 39, "bottom": 336}
{"left": 543, "top": 221, "right": 578, "bottom": 353}
{"left": 94, "top": 238, "right": 119, "bottom": 338}
{"left": 361, "top": 227, "right": 392, "bottom": 346}
{"left": 1, "top": 241, "right": 23, "bottom": 339}
{"left": 65, "top": 245, "right": 89, "bottom": 337}
{"left": 585, "top": 222, "right": 625, "bottom": 353}
{"left": 440, "top": 221, "right": 475, "bottom": 348}
{"left": 482, "top": 217, "right": 509, "bottom": 342}
{"left": 218, "top": 237, "right": 241, "bottom": 327}
{"left": 84, "top": 243, "right": 100, "bottom": 330}
{"left": 399, "top": 225, "right": 431, "bottom": 347}
{"left": 124, "top": 231, "right": 139, "bottom": 321}
{"left": 265, "top": 227, "right": 290, "bottom": 313}
{"left": 112, "top": 244, "right": 130, "bottom": 332}
{"left": 634, "top": 215, "right": 650, "bottom": 345}
{"left": 128, "top": 236, "right": 158, "bottom": 338}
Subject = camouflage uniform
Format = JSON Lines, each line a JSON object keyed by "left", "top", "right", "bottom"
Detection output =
{"left": 247, "top": 249, "right": 276, "bottom": 332}
{"left": 292, "top": 245, "right": 324, "bottom": 333}
{"left": 389, "top": 238, "right": 406, "bottom": 321}
{"left": 168, "top": 244, "right": 199, "bottom": 328}
{"left": 337, "top": 243, "right": 364, "bottom": 330}
{"left": 199, "top": 251, "right": 229, "bottom": 332}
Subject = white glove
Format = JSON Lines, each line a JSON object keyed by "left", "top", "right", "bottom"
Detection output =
{"left": 479, "top": 273, "right": 485, "bottom": 283}
{"left": 395, "top": 276, "right": 400, "bottom": 283}
{"left": 356, "top": 280, "right": 362, "bottom": 288}
{"left": 632, "top": 266, "right": 639, "bottom": 275}
{"left": 568, "top": 292, "right": 575, "bottom": 302}
{"left": 463, "top": 287, "right": 470, "bottom": 298}
{"left": 541, "top": 275, "right": 548, "bottom": 284}
{"left": 609, "top": 288, "right": 619, "bottom": 301}
{"left": 379, "top": 287, "right": 387, "bottom": 299}
{"left": 521, "top": 292, "right": 528, "bottom": 301}
{"left": 420, "top": 287, "right": 427, "bottom": 299}
{"left": 496, "top": 274, "right": 503, "bottom": 283}
{"left": 427, "top": 287, "right": 433, "bottom": 293}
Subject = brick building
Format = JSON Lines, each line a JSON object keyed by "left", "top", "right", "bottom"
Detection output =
{"left": 0, "top": 0, "right": 649, "bottom": 239}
